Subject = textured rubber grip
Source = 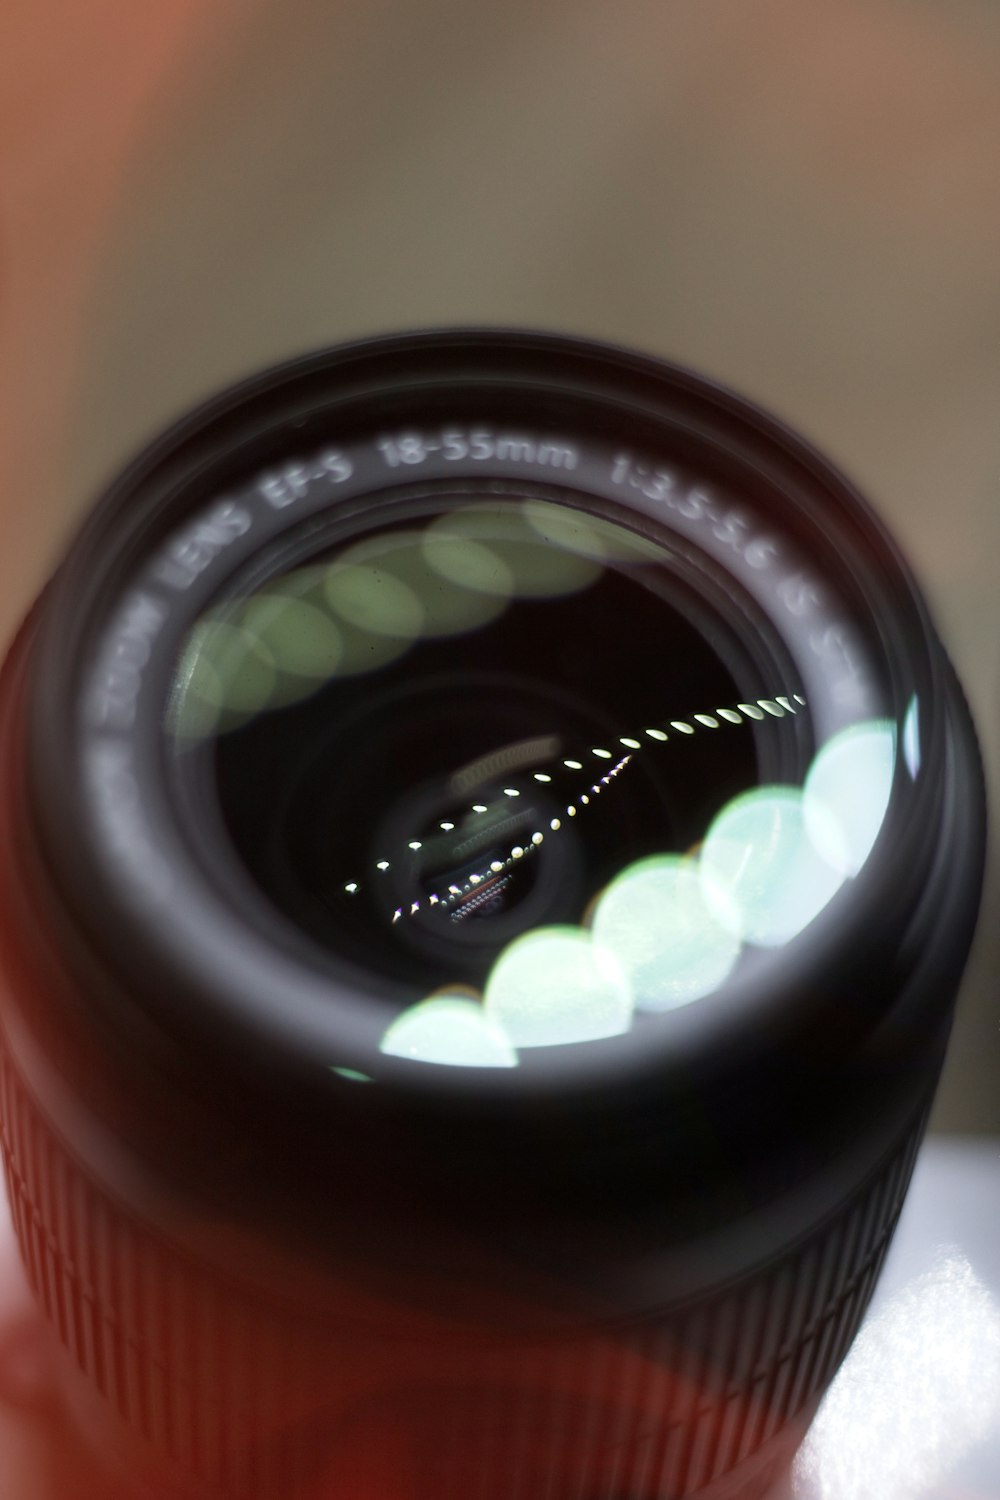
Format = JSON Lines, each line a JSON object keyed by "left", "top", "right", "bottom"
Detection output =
{"left": 0, "top": 1043, "right": 925, "bottom": 1500}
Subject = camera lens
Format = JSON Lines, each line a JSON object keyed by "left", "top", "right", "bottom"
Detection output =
{"left": 170, "top": 497, "right": 803, "bottom": 1036}
{"left": 0, "top": 331, "right": 985, "bottom": 1498}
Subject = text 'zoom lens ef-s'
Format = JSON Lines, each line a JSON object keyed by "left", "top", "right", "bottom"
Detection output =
{"left": 0, "top": 330, "right": 986, "bottom": 1500}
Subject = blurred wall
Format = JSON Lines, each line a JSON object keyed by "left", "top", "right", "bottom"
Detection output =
{"left": 2, "top": 0, "right": 998, "bottom": 1130}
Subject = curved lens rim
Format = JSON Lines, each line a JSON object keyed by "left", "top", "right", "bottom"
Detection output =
{"left": 21, "top": 328, "right": 966, "bottom": 1100}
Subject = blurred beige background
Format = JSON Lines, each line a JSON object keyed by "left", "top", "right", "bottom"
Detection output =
{"left": 2, "top": 0, "right": 998, "bottom": 1131}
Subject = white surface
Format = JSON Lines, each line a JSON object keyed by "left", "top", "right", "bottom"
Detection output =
{"left": 785, "top": 1138, "right": 1000, "bottom": 1500}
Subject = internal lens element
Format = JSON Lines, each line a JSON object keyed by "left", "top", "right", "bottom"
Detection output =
{"left": 166, "top": 495, "right": 885, "bottom": 1070}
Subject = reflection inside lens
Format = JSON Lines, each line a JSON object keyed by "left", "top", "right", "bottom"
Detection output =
{"left": 483, "top": 927, "right": 632, "bottom": 1048}
{"left": 803, "top": 721, "right": 897, "bottom": 877}
{"left": 380, "top": 995, "right": 519, "bottom": 1068}
{"left": 166, "top": 496, "right": 896, "bottom": 1069}
{"left": 591, "top": 856, "right": 741, "bottom": 1010}
{"left": 699, "top": 787, "right": 844, "bottom": 948}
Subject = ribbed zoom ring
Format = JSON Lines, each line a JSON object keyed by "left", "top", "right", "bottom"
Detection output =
{"left": 0, "top": 1049, "right": 924, "bottom": 1500}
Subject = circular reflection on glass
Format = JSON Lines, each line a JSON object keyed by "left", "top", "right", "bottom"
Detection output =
{"left": 426, "top": 507, "right": 601, "bottom": 599}
{"left": 324, "top": 560, "right": 425, "bottom": 640}
{"left": 422, "top": 527, "right": 515, "bottom": 602}
{"left": 523, "top": 500, "right": 614, "bottom": 563}
{"left": 591, "top": 855, "right": 741, "bottom": 1010}
{"left": 380, "top": 995, "right": 518, "bottom": 1068}
{"left": 522, "top": 500, "right": 672, "bottom": 570}
{"left": 336, "top": 530, "right": 510, "bottom": 638}
{"left": 699, "top": 787, "right": 844, "bottom": 948}
{"left": 241, "top": 592, "right": 344, "bottom": 682}
{"left": 249, "top": 564, "right": 418, "bottom": 682}
{"left": 484, "top": 926, "right": 632, "bottom": 1048}
{"left": 803, "top": 720, "right": 896, "bottom": 877}
{"left": 171, "top": 619, "right": 276, "bottom": 739}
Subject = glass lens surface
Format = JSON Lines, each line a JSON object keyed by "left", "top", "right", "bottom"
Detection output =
{"left": 166, "top": 496, "right": 886, "bottom": 1068}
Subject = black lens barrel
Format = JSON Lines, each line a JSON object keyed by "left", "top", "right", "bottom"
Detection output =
{"left": 0, "top": 330, "right": 985, "bottom": 1499}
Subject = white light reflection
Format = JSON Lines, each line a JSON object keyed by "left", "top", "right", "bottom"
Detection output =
{"left": 354, "top": 696, "right": 805, "bottom": 928}
{"left": 699, "top": 787, "right": 843, "bottom": 947}
{"left": 369, "top": 691, "right": 808, "bottom": 1067}
{"left": 591, "top": 856, "right": 741, "bottom": 1010}
{"left": 380, "top": 997, "right": 518, "bottom": 1068}
{"left": 370, "top": 694, "right": 917, "bottom": 1068}
{"left": 363, "top": 689, "right": 927, "bottom": 1072}
{"left": 903, "top": 695, "right": 921, "bottom": 779}
{"left": 803, "top": 719, "right": 896, "bottom": 877}
{"left": 483, "top": 927, "right": 632, "bottom": 1047}
{"left": 344, "top": 697, "right": 905, "bottom": 987}
{"left": 793, "top": 1252, "right": 1000, "bottom": 1500}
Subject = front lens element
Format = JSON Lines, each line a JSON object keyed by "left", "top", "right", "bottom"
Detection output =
{"left": 164, "top": 489, "right": 885, "bottom": 1070}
